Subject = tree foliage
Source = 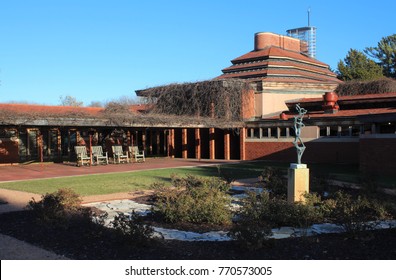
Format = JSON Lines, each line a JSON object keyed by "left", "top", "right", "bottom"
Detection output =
{"left": 365, "top": 34, "right": 396, "bottom": 78}
{"left": 337, "top": 49, "right": 384, "bottom": 81}
{"left": 59, "top": 95, "right": 84, "bottom": 107}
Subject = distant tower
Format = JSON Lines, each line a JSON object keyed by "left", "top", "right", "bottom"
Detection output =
{"left": 286, "top": 8, "right": 317, "bottom": 58}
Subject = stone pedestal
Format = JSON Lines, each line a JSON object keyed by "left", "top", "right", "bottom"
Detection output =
{"left": 287, "top": 163, "right": 309, "bottom": 203}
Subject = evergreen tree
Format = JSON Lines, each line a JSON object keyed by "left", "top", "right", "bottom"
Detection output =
{"left": 365, "top": 34, "right": 396, "bottom": 78}
{"left": 337, "top": 49, "right": 384, "bottom": 81}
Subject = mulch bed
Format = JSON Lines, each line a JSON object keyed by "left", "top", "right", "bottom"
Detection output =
{"left": 1, "top": 210, "right": 396, "bottom": 260}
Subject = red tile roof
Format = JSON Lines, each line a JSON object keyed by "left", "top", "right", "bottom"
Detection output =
{"left": 222, "top": 59, "right": 331, "bottom": 73}
{"left": 307, "top": 108, "right": 396, "bottom": 119}
{"left": 278, "top": 92, "right": 396, "bottom": 121}
{"left": 0, "top": 103, "right": 149, "bottom": 116}
{"left": 0, "top": 103, "right": 102, "bottom": 116}
{"left": 230, "top": 46, "right": 327, "bottom": 67}
{"left": 266, "top": 107, "right": 396, "bottom": 121}
{"left": 217, "top": 46, "right": 339, "bottom": 84}
{"left": 287, "top": 92, "right": 396, "bottom": 105}
{"left": 218, "top": 69, "right": 340, "bottom": 83}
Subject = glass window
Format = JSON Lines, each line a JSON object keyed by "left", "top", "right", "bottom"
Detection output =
{"left": 340, "top": 126, "right": 351, "bottom": 137}
{"left": 319, "top": 127, "right": 328, "bottom": 137}
{"left": 0, "top": 129, "right": 16, "bottom": 138}
{"left": 254, "top": 128, "right": 260, "bottom": 138}
{"left": 262, "top": 128, "right": 269, "bottom": 138}
{"left": 351, "top": 126, "right": 361, "bottom": 137}
{"left": 363, "top": 125, "right": 372, "bottom": 135}
{"left": 279, "top": 127, "right": 287, "bottom": 137}
{"left": 329, "top": 126, "right": 339, "bottom": 137}
{"left": 379, "top": 122, "right": 396, "bottom": 134}
{"left": 289, "top": 127, "right": 296, "bottom": 137}
{"left": 270, "top": 127, "right": 277, "bottom": 138}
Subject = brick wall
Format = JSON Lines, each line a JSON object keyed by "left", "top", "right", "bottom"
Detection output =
{"left": 245, "top": 140, "right": 359, "bottom": 164}
{"left": 254, "top": 32, "right": 300, "bottom": 52}
{"left": 360, "top": 137, "right": 396, "bottom": 176}
{"left": 0, "top": 139, "right": 19, "bottom": 163}
{"left": 241, "top": 89, "right": 255, "bottom": 120}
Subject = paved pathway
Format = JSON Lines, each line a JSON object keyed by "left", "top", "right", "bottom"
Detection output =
{"left": 0, "top": 158, "right": 236, "bottom": 182}
{"left": 0, "top": 234, "right": 69, "bottom": 260}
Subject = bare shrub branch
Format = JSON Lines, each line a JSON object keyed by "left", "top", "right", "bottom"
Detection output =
{"left": 335, "top": 78, "right": 396, "bottom": 96}
{"left": 140, "top": 79, "right": 249, "bottom": 123}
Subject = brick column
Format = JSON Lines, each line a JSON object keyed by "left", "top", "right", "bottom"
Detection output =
{"left": 224, "top": 130, "right": 230, "bottom": 160}
{"left": 142, "top": 129, "right": 147, "bottom": 154}
{"left": 182, "top": 128, "right": 188, "bottom": 159}
{"left": 240, "top": 127, "right": 246, "bottom": 160}
{"left": 149, "top": 130, "right": 153, "bottom": 155}
{"left": 164, "top": 131, "right": 168, "bottom": 156}
{"left": 195, "top": 128, "right": 201, "bottom": 160}
{"left": 169, "top": 129, "right": 175, "bottom": 158}
{"left": 156, "top": 130, "right": 161, "bottom": 155}
{"left": 167, "top": 129, "right": 171, "bottom": 158}
{"left": 57, "top": 129, "right": 62, "bottom": 161}
{"left": 209, "top": 127, "right": 215, "bottom": 160}
{"left": 126, "top": 130, "right": 131, "bottom": 146}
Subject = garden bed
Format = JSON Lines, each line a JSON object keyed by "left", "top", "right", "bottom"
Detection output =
{"left": 2, "top": 169, "right": 395, "bottom": 260}
{"left": 0, "top": 210, "right": 395, "bottom": 259}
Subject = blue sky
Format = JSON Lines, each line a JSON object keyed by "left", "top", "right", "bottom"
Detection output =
{"left": 0, "top": 0, "right": 395, "bottom": 105}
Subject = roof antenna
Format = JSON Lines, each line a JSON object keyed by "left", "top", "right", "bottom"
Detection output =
{"left": 307, "top": 7, "right": 311, "bottom": 26}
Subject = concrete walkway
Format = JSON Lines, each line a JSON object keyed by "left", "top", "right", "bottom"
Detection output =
{"left": 0, "top": 234, "right": 69, "bottom": 260}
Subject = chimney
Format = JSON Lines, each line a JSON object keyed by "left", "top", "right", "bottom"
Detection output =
{"left": 322, "top": 92, "right": 339, "bottom": 114}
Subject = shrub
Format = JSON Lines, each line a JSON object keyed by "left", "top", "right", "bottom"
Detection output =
{"left": 259, "top": 193, "right": 323, "bottom": 228}
{"left": 170, "top": 174, "right": 203, "bottom": 189}
{"left": 230, "top": 192, "right": 324, "bottom": 249}
{"left": 152, "top": 175, "right": 232, "bottom": 225}
{"left": 111, "top": 211, "right": 154, "bottom": 246}
{"left": 229, "top": 217, "right": 273, "bottom": 250}
{"left": 27, "top": 188, "right": 84, "bottom": 226}
{"left": 170, "top": 174, "right": 230, "bottom": 192}
{"left": 229, "top": 191, "right": 273, "bottom": 249}
{"left": 258, "top": 167, "right": 287, "bottom": 198}
{"left": 328, "top": 191, "right": 390, "bottom": 233}
{"left": 216, "top": 165, "right": 236, "bottom": 184}
{"left": 203, "top": 176, "right": 230, "bottom": 193}
{"left": 310, "top": 174, "right": 333, "bottom": 195}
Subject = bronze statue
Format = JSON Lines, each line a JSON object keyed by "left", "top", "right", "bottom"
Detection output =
{"left": 293, "top": 104, "right": 307, "bottom": 164}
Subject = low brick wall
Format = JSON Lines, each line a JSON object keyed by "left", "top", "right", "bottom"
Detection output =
{"left": 359, "top": 136, "right": 396, "bottom": 176}
{"left": 245, "top": 140, "right": 359, "bottom": 164}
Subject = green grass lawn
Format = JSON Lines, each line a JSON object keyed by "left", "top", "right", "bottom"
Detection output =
{"left": 0, "top": 167, "right": 212, "bottom": 196}
{"left": 0, "top": 161, "right": 393, "bottom": 196}
{"left": 0, "top": 162, "right": 278, "bottom": 196}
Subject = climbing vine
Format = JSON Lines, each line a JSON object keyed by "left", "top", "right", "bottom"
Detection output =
{"left": 140, "top": 79, "right": 249, "bottom": 124}
{"left": 0, "top": 79, "right": 250, "bottom": 129}
{"left": 335, "top": 77, "right": 396, "bottom": 96}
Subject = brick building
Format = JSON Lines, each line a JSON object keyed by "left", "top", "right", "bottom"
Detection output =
{"left": 0, "top": 32, "right": 395, "bottom": 176}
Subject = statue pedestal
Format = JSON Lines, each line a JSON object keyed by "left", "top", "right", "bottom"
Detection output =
{"left": 287, "top": 163, "right": 309, "bottom": 203}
